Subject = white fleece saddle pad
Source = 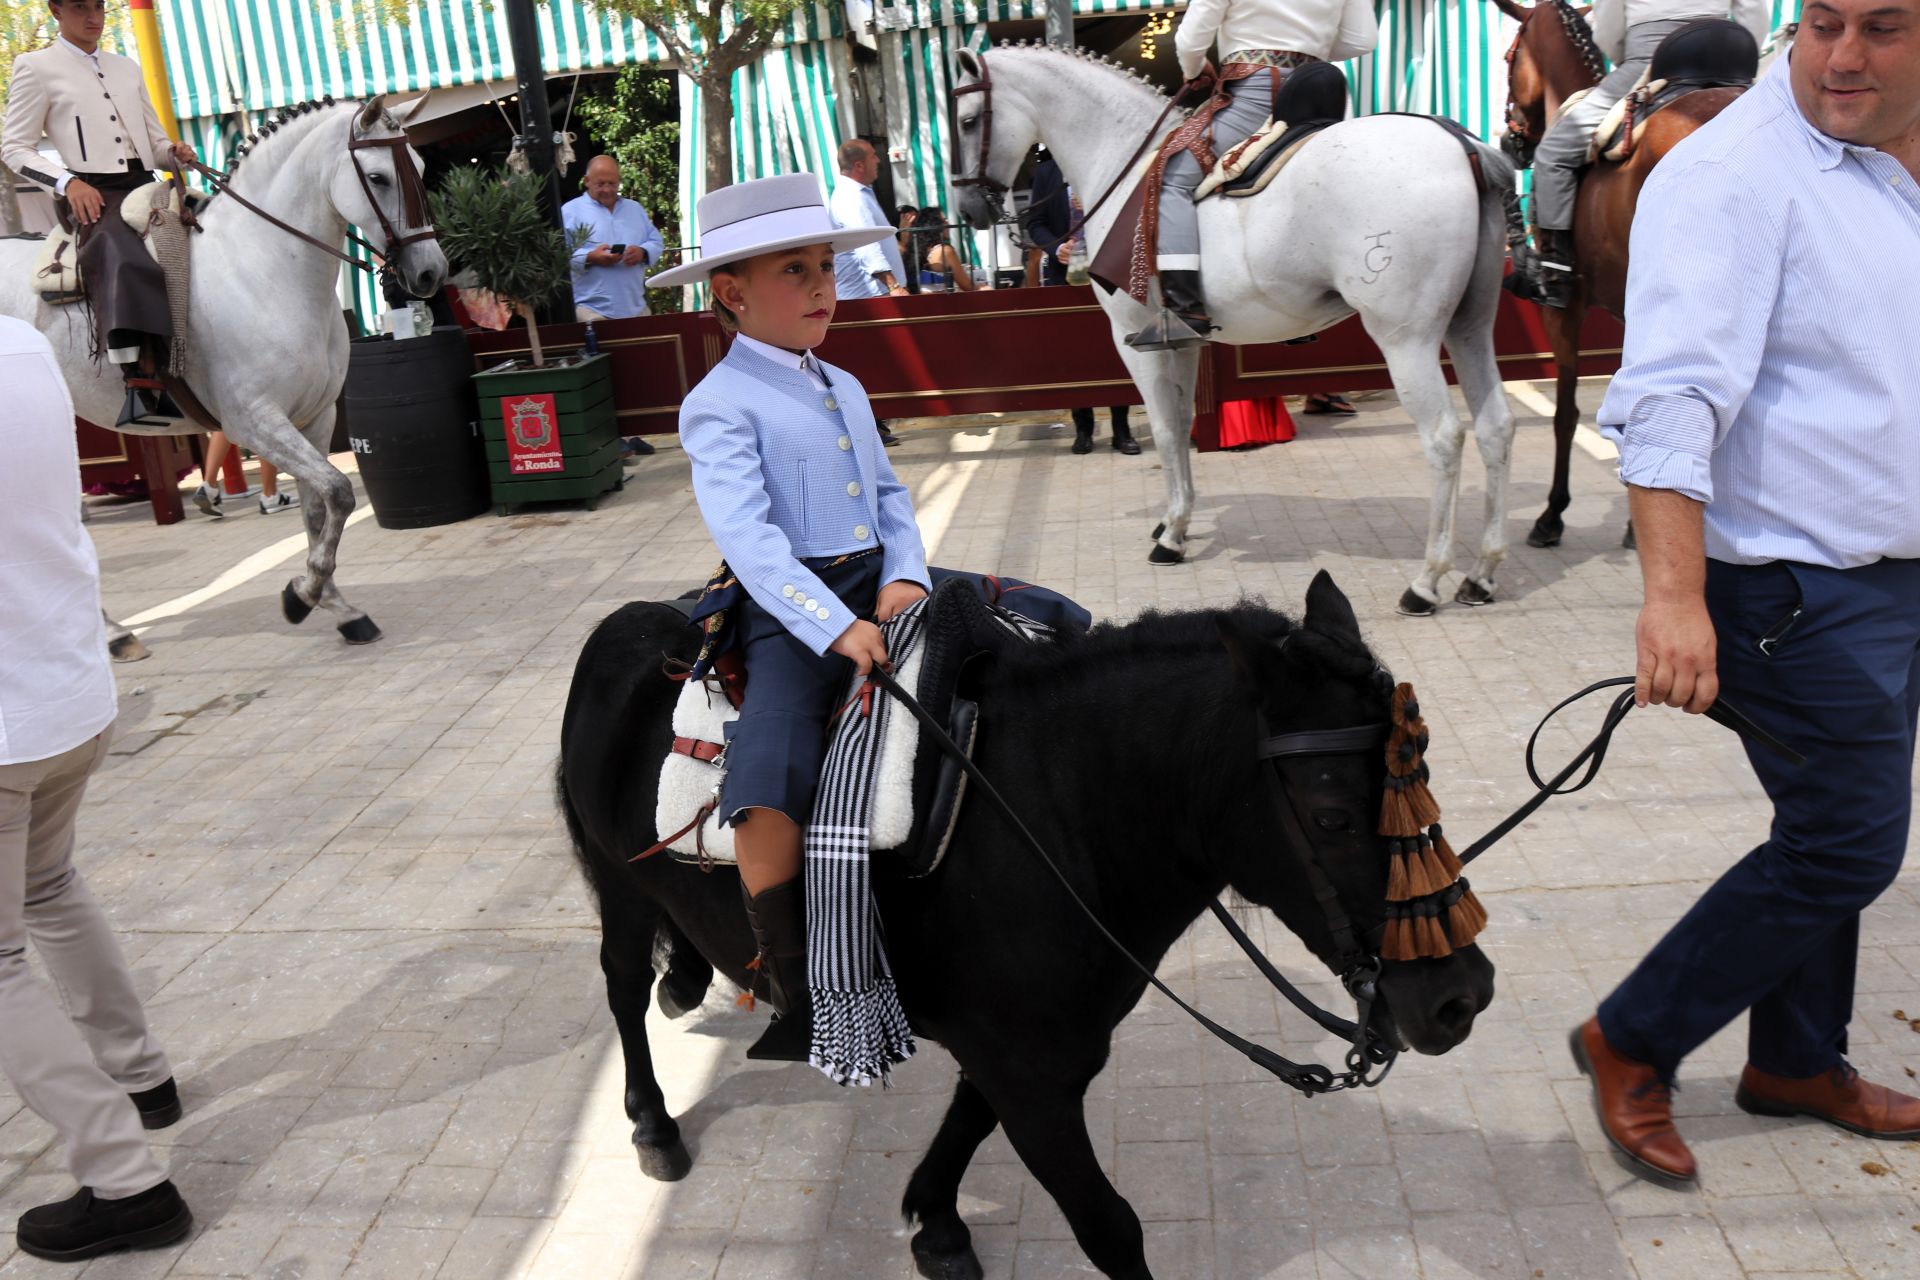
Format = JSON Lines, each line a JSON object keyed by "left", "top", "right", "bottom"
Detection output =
{"left": 654, "top": 643, "right": 927, "bottom": 863}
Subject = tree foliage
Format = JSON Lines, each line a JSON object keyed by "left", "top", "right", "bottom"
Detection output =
{"left": 431, "top": 164, "right": 586, "bottom": 365}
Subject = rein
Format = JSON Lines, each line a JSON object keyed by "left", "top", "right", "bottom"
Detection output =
{"left": 867, "top": 664, "right": 1397, "bottom": 1096}
{"left": 954, "top": 52, "right": 1184, "bottom": 257}
{"left": 184, "top": 117, "right": 436, "bottom": 275}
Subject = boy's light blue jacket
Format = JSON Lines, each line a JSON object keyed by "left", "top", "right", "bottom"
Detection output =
{"left": 679, "top": 340, "right": 930, "bottom": 654}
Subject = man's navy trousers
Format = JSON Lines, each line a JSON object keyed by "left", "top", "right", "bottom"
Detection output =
{"left": 1599, "top": 556, "right": 1920, "bottom": 1080}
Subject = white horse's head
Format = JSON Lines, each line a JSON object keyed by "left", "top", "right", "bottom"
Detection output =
{"left": 950, "top": 49, "right": 1036, "bottom": 233}
{"left": 336, "top": 95, "right": 449, "bottom": 298}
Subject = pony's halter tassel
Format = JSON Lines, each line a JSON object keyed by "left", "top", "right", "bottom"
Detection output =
{"left": 1378, "top": 683, "right": 1488, "bottom": 960}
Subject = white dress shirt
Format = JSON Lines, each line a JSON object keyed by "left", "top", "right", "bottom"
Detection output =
{"left": 1175, "top": 0, "right": 1380, "bottom": 79}
{"left": 0, "top": 319, "right": 116, "bottom": 766}
{"left": 1588, "top": 0, "right": 1773, "bottom": 64}
{"left": 732, "top": 334, "right": 830, "bottom": 390}
{"left": 1598, "top": 55, "right": 1920, "bottom": 569}
{"left": 828, "top": 178, "right": 906, "bottom": 300}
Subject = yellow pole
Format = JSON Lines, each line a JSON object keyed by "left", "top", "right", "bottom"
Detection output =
{"left": 127, "top": 0, "right": 180, "bottom": 139}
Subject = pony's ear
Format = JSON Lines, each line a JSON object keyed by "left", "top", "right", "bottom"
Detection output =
{"left": 356, "top": 95, "right": 388, "bottom": 133}
{"left": 396, "top": 91, "right": 433, "bottom": 125}
{"left": 1215, "top": 612, "right": 1279, "bottom": 691}
{"left": 956, "top": 49, "right": 982, "bottom": 81}
{"left": 1302, "top": 570, "right": 1363, "bottom": 649}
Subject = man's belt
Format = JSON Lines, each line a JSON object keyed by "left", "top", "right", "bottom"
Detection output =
{"left": 1224, "top": 49, "right": 1320, "bottom": 70}
{"left": 67, "top": 162, "right": 150, "bottom": 193}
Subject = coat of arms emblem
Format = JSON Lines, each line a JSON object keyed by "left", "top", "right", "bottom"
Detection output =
{"left": 509, "top": 396, "right": 555, "bottom": 450}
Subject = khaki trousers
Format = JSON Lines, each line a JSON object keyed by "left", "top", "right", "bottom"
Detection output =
{"left": 0, "top": 728, "right": 170, "bottom": 1197}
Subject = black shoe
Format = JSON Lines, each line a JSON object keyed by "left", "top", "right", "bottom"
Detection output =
{"left": 1071, "top": 429, "right": 1093, "bottom": 455}
{"left": 1505, "top": 228, "right": 1577, "bottom": 310}
{"left": 740, "top": 879, "right": 813, "bottom": 1063}
{"left": 621, "top": 435, "right": 655, "bottom": 458}
{"left": 877, "top": 425, "right": 902, "bottom": 448}
{"left": 16, "top": 1182, "right": 192, "bottom": 1262}
{"left": 130, "top": 1078, "right": 182, "bottom": 1131}
{"left": 1126, "top": 270, "right": 1213, "bottom": 351}
{"left": 1111, "top": 434, "right": 1141, "bottom": 456}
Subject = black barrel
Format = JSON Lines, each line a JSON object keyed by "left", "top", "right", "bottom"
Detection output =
{"left": 344, "top": 327, "right": 489, "bottom": 529}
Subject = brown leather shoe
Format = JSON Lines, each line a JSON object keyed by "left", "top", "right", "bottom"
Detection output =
{"left": 1736, "top": 1062, "right": 1920, "bottom": 1138}
{"left": 1569, "top": 1017, "right": 1697, "bottom": 1189}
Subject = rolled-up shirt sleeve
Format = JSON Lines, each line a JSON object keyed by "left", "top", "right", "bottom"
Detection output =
{"left": 1597, "top": 160, "right": 1782, "bottom": 505}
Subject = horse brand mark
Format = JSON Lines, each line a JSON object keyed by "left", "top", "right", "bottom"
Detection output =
{"left": 1361, "top": 232, "right": 1394, "bottom": 284}
{"left": 502, "top": 393, "right": 565, "bottom": 475}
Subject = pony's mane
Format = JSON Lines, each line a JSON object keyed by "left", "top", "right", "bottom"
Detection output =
{"left": 1549, "top": 0, "right": 1609, "bottom": 81}
{"left": 995, "top": 600, "right": 1380, "bottom": 690}
{"left": 991, "top": 39, "right": 1170, "bottom": 103}
{"left": 222, "top": 97, "right": 369, "bottom": 180}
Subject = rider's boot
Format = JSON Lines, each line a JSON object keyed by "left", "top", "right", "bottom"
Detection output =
{"left": 1505, "top": 228, "right": 1577, "bottom": 310}
{"left": 1126, "top": 270, "right": 1214, "bottom": 352}
{"left": 741, "top": 878, "right": 813, "bottom": 1063}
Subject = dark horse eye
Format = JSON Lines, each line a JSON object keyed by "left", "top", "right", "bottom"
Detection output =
{"left": 1312, "top": 809, "right": 1353, "bottom": 833}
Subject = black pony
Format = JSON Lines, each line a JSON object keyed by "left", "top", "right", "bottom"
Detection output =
{"left": 557, "top": 572, "right": 1496, "bottom": 1280}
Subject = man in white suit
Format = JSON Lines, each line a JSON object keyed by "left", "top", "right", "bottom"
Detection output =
{"left": 2, "top": 0, "right": 197, "bottom": 426}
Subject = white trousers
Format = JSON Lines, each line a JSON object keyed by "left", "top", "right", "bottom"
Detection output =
{"left": 0, "top": 728, "right": 170, "bottom": 1197}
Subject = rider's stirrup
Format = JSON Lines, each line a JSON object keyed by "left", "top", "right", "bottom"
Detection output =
{"left": 116, "top": 383, "right": 189, "bottom": 430}
{"left": 1126, "top": 309, "right": 1212, "bottom": 352}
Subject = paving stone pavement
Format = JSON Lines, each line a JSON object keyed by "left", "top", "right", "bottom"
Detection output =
{"left": 5, "top": 383, "right": 1919, "bottom": 1280}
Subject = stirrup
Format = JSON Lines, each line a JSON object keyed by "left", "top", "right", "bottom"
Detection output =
{"left": 116, "top": 384, "right": 189, "bottom": 429}
{"left": 1125, "top": 308, "right": 1212, "bottom": 352}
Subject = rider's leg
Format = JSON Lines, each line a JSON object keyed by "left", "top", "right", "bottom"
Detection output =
{"left": 1135, "top": 76, "right": 1275, "bottom": 348}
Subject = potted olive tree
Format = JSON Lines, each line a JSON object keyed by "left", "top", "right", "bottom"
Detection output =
{"left": 432, "top": 165, "right": 622, "bottom": 514}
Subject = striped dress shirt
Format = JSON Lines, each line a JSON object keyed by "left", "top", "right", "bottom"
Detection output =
{"left": 1597, "top": 55, "right": 1920, "bottom": 569}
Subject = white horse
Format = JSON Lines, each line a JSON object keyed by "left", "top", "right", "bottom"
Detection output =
{"left": 953, "top": 45, "right": 1519, "bottom": 613}
{"left": 1, "top": 96, "right": 446, "bottom": 643}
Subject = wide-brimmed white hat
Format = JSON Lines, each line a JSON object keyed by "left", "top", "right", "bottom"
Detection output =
{"left": 649, "top": 173, "right": 895, "bottom": 289}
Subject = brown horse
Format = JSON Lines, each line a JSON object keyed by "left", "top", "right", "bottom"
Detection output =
{"left": 1495, "top": 0, "right": 1751, "bottom": 549}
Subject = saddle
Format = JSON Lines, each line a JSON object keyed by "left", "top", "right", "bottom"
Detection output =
{"left": 653, "top": 574, "right": 1081, "bottom": 876}
{"left": 28, "top": 179, "right": 205, "bottom": 308}
{"left": 1587, "top": 19, "right": 1759, "bottom": 164}
{"left": 1195, "top": 62, "right": 1351, "bottom": 201}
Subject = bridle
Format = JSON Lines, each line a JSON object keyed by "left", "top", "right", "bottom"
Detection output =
{"left": 1501, "top": 1, "right": 1609, "bottom": 164}
{"left": 184, "top": 112, "right": 436, "bottom": 277}
{"left": 869, "top": 661, "right": 1403, "bottom": 1096}
{"left": 950, "top": 51, "right": 1184, "bottom": 254}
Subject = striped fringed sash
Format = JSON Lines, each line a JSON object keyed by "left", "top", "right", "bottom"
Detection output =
{"left": 804, "top": 599, "right": 928, "bottom": 1086}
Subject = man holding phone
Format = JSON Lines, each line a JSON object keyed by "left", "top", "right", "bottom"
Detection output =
{"left": 563, "top": 155, "right": 664, "bottom": 322}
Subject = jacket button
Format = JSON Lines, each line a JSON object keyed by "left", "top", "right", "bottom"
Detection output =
{"left": 846, "top": 481, "right": 861, "bottom": 497}
{"left": 815, "top": 606, "right": 830, "bottom": 621}
{"left": 823, "top": 396, "right": 838, "bottom": 411}
{"left": 782, "top": 584, "right": 795, "bottom": 598}
{"left": 108, "top": 115, "right": 116, "bottom": 122}
{"left": 853, "top": 524, "right": 870, "bottom": 540}
{"left": 837, "top": 435, "right": 851, "bottom": 451}
{"left": 114, "top": 137, "right": 121, "bottom": 143}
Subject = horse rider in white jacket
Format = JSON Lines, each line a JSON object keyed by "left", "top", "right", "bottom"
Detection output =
{"left": 1511, "top": 0, "right": 1771, "bottom": 308}
{"left": 1, "top": 0, "right": 197, "bottom": 426}
{"left": 1143, "top": 0, "right": 1378, "bottom": 348}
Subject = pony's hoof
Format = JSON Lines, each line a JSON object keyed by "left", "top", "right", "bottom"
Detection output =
{"left": 911, "top": 1235, "right": 985, "bottom": 1280}
{"left": 1621, "top": 522, "right": 1637, "bottom": 551}
{"left": 282, "top": 582, "right": 314, "bottom": 625}
{"left": 1454, "top": 578, "right": 1495, "bottom": 607}
{"left": 337, "top": 616, "right": 383, "bottom": 645}
{"left": 108, "top": 633, "right": 150, "bottom": 663}
{"left": 635, "top": 1136, "right": 693, "bottom": 1182}
{"left": 1397, "top": 588, "right": 1438, "bottom": 617}
{"left": 1150, "top": 522, "right": 1166, "bottom": 541}
{"left": 1148, "top": 542, "right": 1184, "bottom": 566}
{"left": 656, "top": 973, "right": 710, "bottom": 1020}
{"left": 1526, "top": 516, "right": 1563, "bottom": 549}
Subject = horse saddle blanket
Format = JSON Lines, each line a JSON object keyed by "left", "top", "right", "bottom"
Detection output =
{"left": 28, "top": 180, "right": 204, "bottom": 305}
{"left": 654, "top": 573, "right": 1083, "bottom": 876}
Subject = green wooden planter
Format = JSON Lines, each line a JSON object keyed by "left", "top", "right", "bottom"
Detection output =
{"left": 472, "top": 352, "right": 623, "bottom": 516}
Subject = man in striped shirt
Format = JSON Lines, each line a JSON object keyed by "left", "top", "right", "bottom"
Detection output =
{"left": 1571, "top": 0, "right": 1920, "bottom": 1190}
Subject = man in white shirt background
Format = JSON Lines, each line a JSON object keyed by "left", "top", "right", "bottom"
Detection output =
{"left": 563, "top": 154, "right": 665, "bottom": 323}
{"left": 827, "top": 138, "right": 905, "bottom": 445}
{"left": 0, "top": 316, "right": 191, "bottom": 1262}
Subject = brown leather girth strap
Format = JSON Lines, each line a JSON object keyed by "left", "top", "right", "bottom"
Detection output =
{"left": 159, "top": 374, "right": 221, "bottom": 432}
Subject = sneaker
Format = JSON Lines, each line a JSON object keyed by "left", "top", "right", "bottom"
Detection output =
{"left": 15, "top": 1182, "right": 192, "bottom": 1262}
{"left": 258, "top": 492, "right": 299, "bottom": 515}
{"left": 191, "top": 485, "right": 224, "bottom": 519}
